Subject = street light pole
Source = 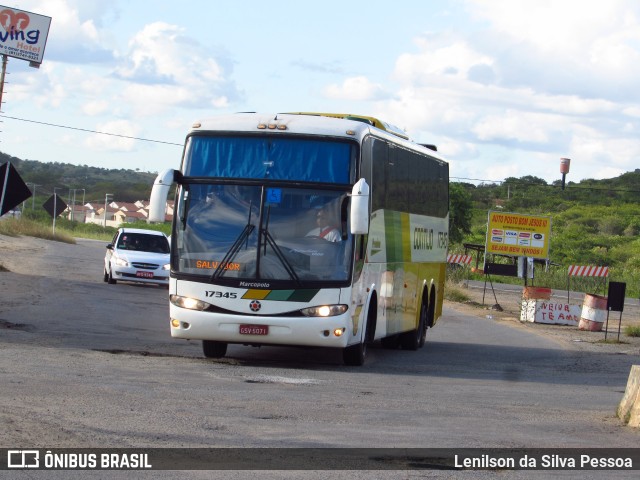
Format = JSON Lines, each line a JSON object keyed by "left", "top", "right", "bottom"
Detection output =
{"left": 53, "top": 187, "right": 63, "bottom": 235}
{"left": 30, "top": 183, "right": 41, "bottom": 209}
{"left": 80, "top": 189, "right": 86, "bottom": 222}
{"left": 103, "top": 193, "right": 113, "bottom": 228}
{"left": 68, "top": 188, "right": 85, "bottom": 222}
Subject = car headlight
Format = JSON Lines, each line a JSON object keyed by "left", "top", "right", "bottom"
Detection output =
{"left": 115, "top": 258, "right": 129, "bottom": 267}
{"left": 170, "top": 295, "right": 211, "bottom": 311}
{"left": 300, "top": 305, "right": 348, "bottom": 317}
{"left": 162, "top": 263, "right": 170, "bottom": 270}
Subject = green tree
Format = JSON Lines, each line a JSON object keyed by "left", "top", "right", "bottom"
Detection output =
{"left": 449, "top": 182, "right": 473, "bottom": 243}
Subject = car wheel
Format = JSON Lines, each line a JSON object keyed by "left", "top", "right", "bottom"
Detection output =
{"left": 107, "top": 267, "right": 117, "bottom": 284}
{"left": 202, "top": 340, "right": 227, "bottom": 358}
{"left": 103, "top": 268, "right": 109, "bottom": 283}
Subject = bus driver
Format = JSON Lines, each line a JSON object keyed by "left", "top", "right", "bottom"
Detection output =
{"left": 306, "top": 206, "right": 341, "bottom": 242}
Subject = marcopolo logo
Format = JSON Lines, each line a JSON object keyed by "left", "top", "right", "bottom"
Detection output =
{"left": 249, "top": 300, "right": 261, "bottom": 312}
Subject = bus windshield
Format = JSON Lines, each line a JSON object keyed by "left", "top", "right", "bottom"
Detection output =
{"left": 174, "top": 183, "right": 352, "bottom": 285}
{"left": 184, "top": 135, "right": 355, "bottom": 184}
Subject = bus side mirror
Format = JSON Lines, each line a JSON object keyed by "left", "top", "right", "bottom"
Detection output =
{"left": 350, "top": 178, "right": 369, "bottom": 235}
{"left": 149, "top": 169, "right": 178, "bottom": 223}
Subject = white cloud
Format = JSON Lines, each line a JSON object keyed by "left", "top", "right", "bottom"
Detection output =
{"left": 113, "top": 22, "right": 240, "bottom": 115}
{"left": 84, "top": 120, "right": 139, "bottom": 152}
{"left": 323, "top": 76, "right": 390, "bottom": 101}
{"left": 17, "top": 0, "right": 116, "bottom": 62}
{"left": 396, "top": 35, "right": 493, "bottom": 84}
{"left": 373, "top": 1, "right": 640, "bottom": 182}
{"left": 82, "top": 100, "right": 109, "bottom": 116}
{"left": 472, "top": 110, "right": 554, "bottom": 144}
{"left": 467, "top": 0, "right": 628, "bottom": 53}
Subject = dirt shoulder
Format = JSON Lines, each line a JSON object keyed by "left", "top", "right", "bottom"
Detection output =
{"left": 445, "top": 282, "right": 640, "bottom": 356}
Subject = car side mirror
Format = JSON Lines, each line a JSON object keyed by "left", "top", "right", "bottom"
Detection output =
{"left": 106, "top": 244, "right": 113, "bottom": 250}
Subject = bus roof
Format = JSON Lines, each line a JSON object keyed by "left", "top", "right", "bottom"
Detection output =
{"left": 283, "top": 112, "right": 409, "bottom": 140}
{"left": 189, "top": 112, "right": 444, "bottom": 160}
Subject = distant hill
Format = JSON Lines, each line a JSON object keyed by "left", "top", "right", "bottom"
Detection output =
{"left": 0, "top": 152, "right": 157, "bottom": 203}
{"left": 452, "top": 170, "right": 640, "bottom": 296}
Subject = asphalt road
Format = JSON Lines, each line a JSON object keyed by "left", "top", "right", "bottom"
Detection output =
{"left": 1, "top": 235, "right": 639, "bottom": 479}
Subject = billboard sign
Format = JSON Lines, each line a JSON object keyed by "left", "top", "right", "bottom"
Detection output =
{"left": 0, "top": 6, "right": 51, "bottom": 64}
{"left": 485, "top": 211, "right": 552, "bottom": 260}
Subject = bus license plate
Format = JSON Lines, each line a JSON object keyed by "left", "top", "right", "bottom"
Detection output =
{"left": 136, "top": 271, "right": 154, "bottom": 278}
{"left": 239, "top": 325, "right": 268, "bottom": 335}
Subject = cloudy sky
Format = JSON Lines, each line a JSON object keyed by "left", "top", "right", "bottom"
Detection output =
{"left": 1, "top": 0, "right": 639, "bottom": 184}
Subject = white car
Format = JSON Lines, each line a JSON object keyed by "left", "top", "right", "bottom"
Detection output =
{"left": 104, "top": 228, "right": 170, "bottom": 287}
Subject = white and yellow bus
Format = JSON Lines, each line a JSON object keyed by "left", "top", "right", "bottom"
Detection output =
{"left": 149, "top": 112, "right": 449, "bottom": 365}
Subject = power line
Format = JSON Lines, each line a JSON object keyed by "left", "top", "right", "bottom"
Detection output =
{"left": 0, "top": 114, "right": 183, "bottom": 146}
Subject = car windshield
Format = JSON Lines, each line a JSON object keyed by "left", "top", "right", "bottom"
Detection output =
{"left": 173, "top": 184, "right": 353, "bottom": 285}
{"left": 117, "top": 233, "right": 169, "bottom": 254}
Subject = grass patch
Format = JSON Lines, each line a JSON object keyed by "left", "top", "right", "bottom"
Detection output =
{"left": 625, "top": 325, "right": 640, "bottom": 337}
{"left": 595, "top": 339, "right": 629, "bottom": 345}
{"left": 0, "top": 217, "right": 76, "bottom": 244}
{"left": 445, "top": 282, "right": 471, "bottom": 303}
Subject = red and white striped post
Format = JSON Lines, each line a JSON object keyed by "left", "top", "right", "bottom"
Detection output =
{"left": 567, "top": 265, "right": 609, "bottom": 302}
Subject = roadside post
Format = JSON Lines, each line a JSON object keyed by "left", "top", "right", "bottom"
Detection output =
{"left": 605, "top": 281, "right": 626, "bottom": 341}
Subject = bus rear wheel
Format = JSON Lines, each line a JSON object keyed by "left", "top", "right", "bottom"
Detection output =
{"left": 400, "top": 298, "right": 427, "bottom": 350}
{"left": 202, "top": 340, "right": 227, "bottom": 358}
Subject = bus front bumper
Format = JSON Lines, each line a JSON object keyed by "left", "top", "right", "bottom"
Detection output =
{"left": 169, "top": 307, "right": 354, "bottom": 348}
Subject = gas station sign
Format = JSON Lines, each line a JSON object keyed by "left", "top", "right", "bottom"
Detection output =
{"left": 485, "top": 211, "right": 551, "bottom": 260}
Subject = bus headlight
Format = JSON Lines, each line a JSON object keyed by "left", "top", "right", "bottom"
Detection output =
{"left": 170, "top": 294, "right": 211, "bottom": 311}
{"left": 300, "top": 305, "right": 348, "bottom": 317}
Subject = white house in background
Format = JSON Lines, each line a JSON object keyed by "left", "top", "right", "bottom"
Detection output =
{"left": 113, "top": 209, "right": 148, "bottom": 224}
{"left": 64, "top": 205, "right": 91, "bottom": 223}
{"left": 111, "top": 202, "right": 139, "bottom": 212}
{"left": 84, "top": 199, "right": 172, "bottom": 227}
{"left": 89, "top": 205, "right": 120, "bottom": 227}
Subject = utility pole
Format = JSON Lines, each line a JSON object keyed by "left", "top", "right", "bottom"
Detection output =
{"left": 53, "top": 187, "right": 63, "bottom": 235}
{"left": 30, "top": 184, "right": 41, "bottom": 209}
{"left": 0, "top": 54, "right": 7, "bottom": 114}
{"left": 104, "top": 193, "right": 113, "bottom": 227}
{"left": 68, "top": 188, "right": 85, "bottom": 222}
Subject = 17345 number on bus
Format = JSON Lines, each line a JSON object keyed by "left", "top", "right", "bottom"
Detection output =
{"left": 204, "top": 291, "right": 238, "bottom": 299}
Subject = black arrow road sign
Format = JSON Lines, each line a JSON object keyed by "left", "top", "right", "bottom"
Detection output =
{"left": 0, "top": 162, "right": 32, "bottom": 216}
{"left": 43, "top": 194, "right": 68, "bottom": 218}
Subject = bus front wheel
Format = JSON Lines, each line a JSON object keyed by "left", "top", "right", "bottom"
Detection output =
{"left": 343, "top": 300, "right": 376, "bottom": 366}
{"left": 203, "top": 340, "right": 228, "bottom": 358}
{"left": 343, "top": 341, "right": 366, "bottom": 366}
